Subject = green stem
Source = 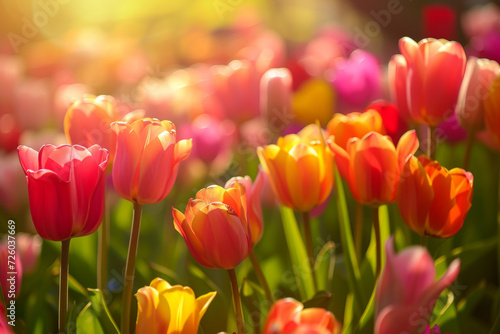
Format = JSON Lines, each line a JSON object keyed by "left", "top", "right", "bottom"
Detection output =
{"left": 228, "top": 269, "right": 245, "bottom": 334}
{"left": 373, "top": 206, "right": 381, "bottom": 279}
{"left": 120, "top": 203, "right": 143, "bottom": 334}
{"left": 249, "top": 250, "right": 274, "bottom": 305}
{"left": 97, "top": 190, "right": 110, "bottom": 291}
{"left": 59, "top": 239, "right": 70, "bottom": 333}
{"left": 463, "top": 131, "right": 475, "bottom": 170}
{"left": 302, "top": 211, "right": 318, "bottom": 292}
{"left": 354, "top": 202, "right": 363, "bottom": 261}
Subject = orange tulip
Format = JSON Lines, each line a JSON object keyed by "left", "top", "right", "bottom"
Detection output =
{"left": 327, "top": 109, "right": 385, "bottom": 150}
{"left": 135, "top": 278, "right": 216, "bottom": 334}
{"left": 263, "top": 298, "right": 341, "bottom": 334}
{"left": 111, "top": 118, "right": 192, "bottom": 205}
{"left": 328, "top": 130, "right": 419, "bottom": 206}
{"left": 484, "top": 75, "right": 500, "bottom": 146}
{"left": 257, "top": 124, "right": 334, "bottom": 212}
{"left": 172, "top": 182, "right": 251, "bottom": 269}
{"left": 64, "top": 95, "right": 144, "bottom": 165}
{"left": 397, "top": 155, "right": 473, "bottom": 238}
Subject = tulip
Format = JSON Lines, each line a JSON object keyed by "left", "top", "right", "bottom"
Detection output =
{"left": 484, "top": 75, "right": 500, "bottom": 146}
{"left": 327, "top": 109, "right": 385, "bottom": 151}
{"left": 330, "top": 50, "right": 382, "bottom": 109}
{"left": 111, "top": 118, "right": 192, "bottom": 205}
{"left": 365, "top": 100, "right": 408, "bottom": 144}
{"left": 328, "top": 130, "right": 419, "bottom": 206}
{"left": 263, "top": 298, "right": 340, "bottom": 334}
{"left": 257, "top": 124, "right": 334, "bottom": 212}
{"left": 397, "top": 155, "right": 473, "bottom": 238}
{"left": 456, "top": 57, "right": 500, "bottom": 132}
{"left": 64, "top": 95, "right": 119, "bottom": 163}
{"left": 375, "top": 237, "right": 460, "bottom": 334}
{"left": 18, "top": 144, "right": 109, "bottom": 241}
{"left": 260, "top": 68, "right": 292, "bottom": 123}
{"left": 422, "top": 5, "right": 457, "bottom": 40}
{"left": 292, "top": 78, "right": 335, "bottom": 126}
{"left": 173, "top": 182, "right": 251, "bottom": 269}
{"left": 16, "top": 233, "right": 42, "bottom": 274}
{"left": 0, "top": 238, "right": 23, "bottom": 301}
{"left": 135, "top": 278, "right": 216, "bottom": 334}
{"left": 388, "top": 54, "right": 412, "bottom": 122}
{"left": 396, "top": 37, "right": 466, "bottom": 126}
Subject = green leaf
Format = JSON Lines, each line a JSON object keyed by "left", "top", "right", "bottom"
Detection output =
{"left": 86, "top": 289, "right": 119, "bottom": 334}
{"left": 431, "top": 290, "right": 459, "bottom": 333}
{"left": 341, "top": 293, "right": 354, "bottom": 334}
{"left": 76, "top": 303, "right": 104, "bottom": 334}
{"left": 303, "top": 290, "right": 333, "bottom": 309}
{"left": 333, "top": 170, "right": 363, "bottom": 316}
{"left": 279, "top": 205, "right": 315, "bottom": 300}
{"left": 314, "top": 241, "right": 336, "bottom": 292}
{"left": 240, "top": 279, "right": 264, "bottom": 333}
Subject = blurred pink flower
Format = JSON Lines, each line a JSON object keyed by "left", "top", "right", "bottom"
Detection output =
{"left": 462, "top": 3, "right": 500, "bottom": 39}
{"left": 436, "top": 113, "right": 467, "bottom": 143}
{"left": 0, "top": 152, "right": 28, "bottom": 213}
{"left": 0, "top": 304, "right": 14, "bottom": 334}
{"left": 260, "top": 68, "right": 292, "bottom": 124}
{"left": 14, "top": 79, "right": 52, "bottom": 130}
{"left": 0, "top": 238, "right": 22, "bottom": 301}
{"left": 0, "top": 113, "right": 22, "bottom": 153}
{"left": 0, "top": 55, "right": 23, "bottom": 102}
{"left": 455, "top": 57, "right": 500, "bottom": 133}
{"left": 330, "top": 50, "right": 382, "bottom": 109}
{"left": 16, "top": 233, "right": 42, "bottom": 274}
{"left": 53, "top": 83, "right": 92, "bottom": 128}
{"left": 375, "top": 237, "right": 460, "bottom": 334}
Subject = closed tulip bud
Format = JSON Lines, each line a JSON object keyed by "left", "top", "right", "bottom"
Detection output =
{"left": 375, "top": 237, "right": 460, "bottom": 334}
{"left": 111, "top": 118, "right": 192, "bottom": 205}
{"left": 18, "top": 144, "right": 109, "bottom": 241}
{"left": 135, "top": 278, "right": 216, "bottom": 334}
{"left": 292, "top": 79, "right": 335, "bottom": 126}
{"left": 456, "top": 57, "right": 500, "bottom": 132}
{"left": 484, "top": 75, "right": 500, "bottom": 146}
{"left": 263, "top": 298, "right": 341, "bottom": 334}
{"left": 257, "top": 124, "right": 334, "bottom": 212}
{"left": 328, "top": 130, "right": 419, "bottom": 206}
{"left": 225, "top": 170, "right": 265, "bottom": 245}
{"left": 397, "top": 155, "right": 473, "bottom": 238}
{"left": 173, "top": 182, "right": 251, "bottom": 269}
{"left": 260, "top": 68, "right": 292, "bottom": 122}
{"left": 327, "top": 109, "right": 385, "bottom": 150}
{"left": 397, "top": 37, "right": 466, "bottom": 126}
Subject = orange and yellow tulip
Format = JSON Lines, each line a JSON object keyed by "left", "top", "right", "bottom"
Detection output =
{"left": 135, "top": 278, "right": 216, "bottom": 334}
{"left": 397, "top": 155, "right": 473, "bottom": 238}
{"left": 327, "top": 109, "right": 385, "bottom": 150}
{"left": 111, "top": 118, "right": 192, "bottom": 205}
{"left": 257, "top": 124, "right": 334, "bottom": 212}
{"left": 328, "top": 130, "right": 419, "bottom": 206}
{"left": 172, "top": 182, "right": 251, "bottom": 269}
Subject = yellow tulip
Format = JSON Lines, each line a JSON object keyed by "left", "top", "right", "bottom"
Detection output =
{"left": 135, "top": 278, "right": 216, "bottom": 334}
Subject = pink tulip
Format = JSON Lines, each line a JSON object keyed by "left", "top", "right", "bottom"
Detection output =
{"left": 14, "top": 79, "right": 52, "bottom": 130}
{"left": 330, "top": 50, "right": 383, "bottom": 109}
{"left": 0, "top": 152, "right": 27, "bottom": 212}
{"left": 260, "top": 68, "right": 292, "bottom": 123}
{"left": 396, "top": 37, "right": 466, "bottom": 126}
{"left": 16, "top": 233, "right": 42, "bottom": 274}
{"left": 225, "top": 171, "right": 265, "bottom": 245}
{"left": 0, "top": 304, "right": 15, "bottom": 334}
{"left": 455, "top": 57, "right": 500, "bottom": 132}
{"left": 375, "top": 237, "right": 460, "bottom": 334}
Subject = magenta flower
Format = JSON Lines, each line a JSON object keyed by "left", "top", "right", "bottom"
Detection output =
{"left": 375, "top": 237, "right": 460, "bottom": 334}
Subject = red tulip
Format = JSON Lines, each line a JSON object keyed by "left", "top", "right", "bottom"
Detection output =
{"left": 172, "top": 182, "right": 251, "bottom": 269}
{"left": 18, "top": 144, "right": 109, "bottom": 241}
{"left": 111, "top": 118, "right": 192, "bottom": 205}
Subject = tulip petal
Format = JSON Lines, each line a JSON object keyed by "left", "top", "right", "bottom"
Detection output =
{"left": 160, "top": 285, "right": 197, "bottom": 333}
{"left": 174, "top": 139, "right": 193, "bottom": 164}
{"left": 195, "top": 291, "right": 217, "bottom": 323}
{"left": 396, "top": 130, "right": 419, "bottom": 171}
{"left": 18, "top": 145, "right": 39, "bottom": 173}
{"left": 136, "top": 286, "right": 162, "bottom": 334}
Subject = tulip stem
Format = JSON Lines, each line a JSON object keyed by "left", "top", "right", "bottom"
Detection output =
{"left": 121, "top": 203, "right": 143, "bottom": 334}
{"left": 354, "top": 202, "right": 364, "bottom": 261}
{"left": 97, "top": 190, "right": 110, "bottom": 291}
{"left": 249, "top": 249, "right": 274, "bottom": 305}
{"left": 302, "top": 211, "right": 318, "bottom": 291}
{"left": 463, "top": 131, "right": 475, "bottom": 170}
{"left": 228, "top": 269, "right": 246, "bottom": 334}
{"left": 59, "top": 239, "right": 70, "bottom": 334}
{"left": 373, "top": 206, "right": 381, "bottom": 279}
